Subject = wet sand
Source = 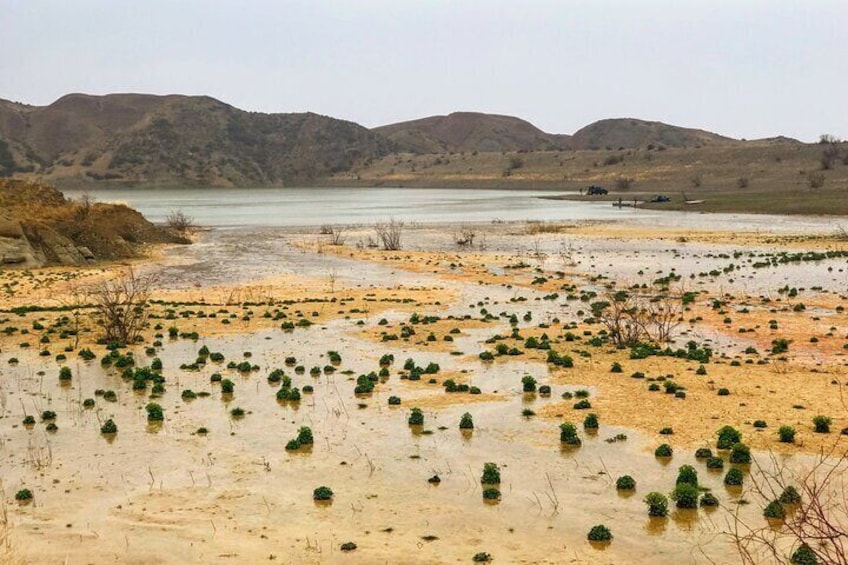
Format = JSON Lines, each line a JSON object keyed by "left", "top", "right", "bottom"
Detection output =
{"left": 1, "top": 218, "right": 847, "bottom": 564}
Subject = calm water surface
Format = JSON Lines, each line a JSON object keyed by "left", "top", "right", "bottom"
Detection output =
{"left": 62, "top": 186, "right": 840, "bottom": 232}
{"left": 62, "top": 187, "right": 643, "bottom": 227}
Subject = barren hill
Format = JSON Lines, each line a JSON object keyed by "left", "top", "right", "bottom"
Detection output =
{"left": 571, "top": 118, "right": 736, "bottom": 150}
{"left": 0, "top": 93, "right": 394, "bottom": 187}
{"left": 374, "top": 112, "right": 570, "bottom": 153}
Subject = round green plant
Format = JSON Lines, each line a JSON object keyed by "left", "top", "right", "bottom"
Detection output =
{"left": 790, "top": 543, "right": 818, "bottom": 565}
{"left": 644, "top": 492, "right": 669, "bottom": 517}
{"left": 313, "top": 486, "right": 334, "bottom": 501}
{"left": 700, "top": 492, "right": 719, "bottom": 507}
{"left": 480, "top": 462, "right": 501, "bottom": 485}
{"left": 676, "top": 465, "right": 698, "bottom": 487}
{"left": 671, "top": 483, "right": 699, "bottom": 509}
{"left": 812, "top": 415, "right": 831, "bottom": 434}
{"left": 145, "top": 402, "right": 164, "bottom": 422}
{"left": 724, "top": 467, "right": 744, "bottom": 486}
{"left": 706, "top": 456, "right": 725, "bottom": 470}
{"left": 587, "top": 524, "right": 612, "bottom": 542}
{"left": 654, "top": 443, "right": 673, "bottom": 458}
{"left": 100, "top": 419, "right": 118, "bottom": 434}
{"left": 482, "top": 487, "right": 501, "bottom": 501}
{"left": 560, "top": 422, "right": 581, "bottom": 446}
{"left": 729, "top": 442, "right": 752, "bottom": 464}
{"left": 778, "top": 425, "right": 796, "bottom": 443}
{"left": 459, "top": 412, "right": 474, "bottom": 430}
{"left": 408, "top": 407, "right": 424, "bottom": 426}
{"left": 763, "top": 499, "right": 785, "bottom": 520}
{"left": 717, "top": 425, "right": 742, "bottom": 449}
{"left": 779, "top": 486, "right": 801, "bottom": 505}
{"left": 14, "top": 489, "right": 33, "bottom": 501}
{"left": 615, "top": 475, "right": 636, "bottom": 491}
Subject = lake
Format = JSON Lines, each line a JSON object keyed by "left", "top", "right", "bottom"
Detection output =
{"left": 61, "top": 187, "right": 642, "bottom": 227}
{"left": 61, "top": 186, "right": 839, "bottom": 232}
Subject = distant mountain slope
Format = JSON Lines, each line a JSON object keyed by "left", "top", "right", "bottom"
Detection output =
{"left": 570, "top": 118, "right": 736, "bottom": 150}
{"left": 374, "top": 112, "right": 570, "bottom": 153}
{"left": 0, "top": 93, "right": 394, "bottom": 186}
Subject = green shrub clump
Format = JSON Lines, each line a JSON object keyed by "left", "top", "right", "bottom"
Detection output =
{"left": 481, "top": 462, "right": 501, "bottom": 485}
{"left": 59, "top": 366, "right": 72, "bottom": 380}
{"left": 313, "top": 486, "right": 333, "bottom": 500}
{"left": 790, "top": 543, "right": 818, "bottom": 565}
{"left": 459, "top": 412, "right": 474, "bottom": 430}
{"left": 670, "top": 483, "right": 699, "bottom": 508}
{"left": 716, "top": 425, "right": 742, "bottom": 449}
{"left": 560, "top": 423, "right": 581, "bottom": 446}
{"left": 676, "top": 465, "right": 698, "bottom": 487}
{"left": 145, "top": 402, "right": 164, "bottom": 421}
{"left": 706, "top": 457, "right": 725, "bottom": 470}
{"left": 779, "top": 486, "right": 801, "bottom": 505}
{"left": 763, "top": 499, "right": 786, "bottom": 520}
{"left": 408, "top": 407, "right": 424, "bottom": 425}
{"left": 778, "top": 425, "right": 796, "bottom": 443}
{"left": 100, "top": 419, "right": 118, "bottom": 434}
{"left": 724, "top": 467, "right": 744, "bottom": 486}
{"left": 297, "top": 426, "right": 314, "bottom": 445}
{"left": 812, "top": 415, "right": 831, "bottom": 434}
{"left": 583, "top": 413, "right": 599, "bottom": 430}
{"left": 644, "top": 492, "right": 669, "bottom": 517}
{"left": 15, "top": 489, "right": 33, "bottom": 501}
{"left": 573, "top": 399, "right": 592, "bottom": 410}
{"left": 700, "top": 492, "right": 719, "bottom": 507}
{"left": 482, "top": 487, "right": 501, "bottom": 501}
{"left": 729, "top": 442, "right": 752, "bottom": 464}
{"left": 615, "top": 475, "right": 636, "bottom": 491}
{"left": 654, "top": 443, "right": 673, "bottom": 458}
{"left": 587, "top": 524, "right": 612, "bottom": 542}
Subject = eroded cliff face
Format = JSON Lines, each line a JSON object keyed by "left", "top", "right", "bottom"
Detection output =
{"left": 0, "top": 179, "right": 188, "bottom": 268}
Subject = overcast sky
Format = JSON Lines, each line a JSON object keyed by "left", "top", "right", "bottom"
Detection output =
{"left": 3, "top": 0, "right": 846, "bottom": 141}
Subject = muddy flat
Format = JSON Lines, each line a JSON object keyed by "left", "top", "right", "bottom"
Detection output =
{"left": 2, "top": 217, "right": 847, "bottom": 564}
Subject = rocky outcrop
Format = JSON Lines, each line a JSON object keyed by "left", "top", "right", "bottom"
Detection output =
{"left": 0, "top": 179, "right": 188, "bottom": 268}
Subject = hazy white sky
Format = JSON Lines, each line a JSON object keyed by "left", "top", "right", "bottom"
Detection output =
{"left": 2, "top": 0, "right": 846, "bottom": 141}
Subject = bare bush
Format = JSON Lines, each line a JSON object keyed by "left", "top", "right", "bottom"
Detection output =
{"left": 165, "top": 209, "right": 196, "bottom": 233}
{"left": 375, "top": 218, "right": 404, "bottom": 251}
{"left": 732, "top": 445, "right": 848, "bottom": 564}
{"left": 88, "top": 268, "right": 157, "bottom": 344}
{"left": 737, "top": 176, "right": 750, "bottom": 188}
{"left": 558, "top": 240, "right": 578, "bottom": 268}
{"left": 323, "top": 225, "right": 346, "bottom": 246}
{"left": 74, "top": 192, "right": 96, "bottom": 221}
{"left": 453, "top": 227, "right": 476, "bottom": 247}
{"left": 645, "top": 293, "right": 683, "bottom": 343}
{"left": 591, "top": 289, "right": 683, "bottom": 346}
{"left": 591, "top": 290, "right": 647, "bottom": 347}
